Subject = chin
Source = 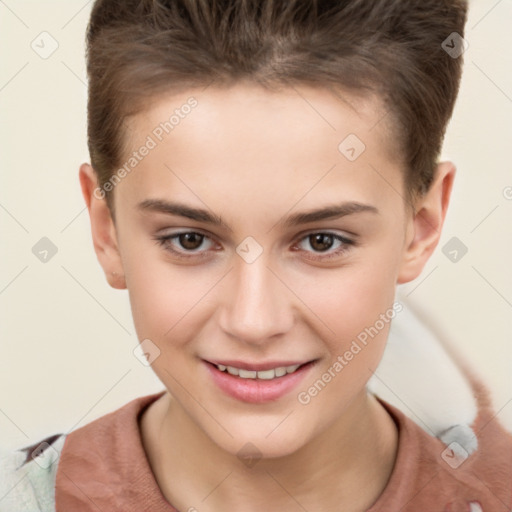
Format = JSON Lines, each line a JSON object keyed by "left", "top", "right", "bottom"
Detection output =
{"left": 206, "top": 418, "right": 311, "bottom": 462}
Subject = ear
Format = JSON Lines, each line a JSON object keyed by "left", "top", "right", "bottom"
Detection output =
{"left": 79, "top": 163, "right": 127, "bottom": 289}
{"left": 397, "top": 161, "right": 456, "bottom": 284}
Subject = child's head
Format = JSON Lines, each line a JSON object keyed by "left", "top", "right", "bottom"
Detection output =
{"left": 80, "top": 0, "right": 468, "bottom": 458}
{"left": 85, "top": 0, "right": 467, "bottom": 211}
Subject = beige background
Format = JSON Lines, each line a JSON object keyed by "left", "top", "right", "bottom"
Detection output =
{"left": 1, "top": 0, "right": 511, "bottom": 450}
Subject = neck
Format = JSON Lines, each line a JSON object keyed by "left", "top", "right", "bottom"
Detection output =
{"left": 140, "top": 390, "right": 398, "bottom": 512}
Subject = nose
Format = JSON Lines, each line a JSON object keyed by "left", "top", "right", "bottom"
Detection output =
{"left": 217, "top": 253, "right": 294, "bottom": 346}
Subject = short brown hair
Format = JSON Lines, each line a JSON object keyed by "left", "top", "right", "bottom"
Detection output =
{"left": 85, "top": 0, "right": 468, "bottom": 212}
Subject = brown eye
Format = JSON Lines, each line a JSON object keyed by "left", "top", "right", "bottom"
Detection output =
{"left": 294, "top": 231, "right": 355, "bottom": 261}
{"left": 178, "top": 232, "right": 204, "bottom": 250}
{"left": 308, "top": 233, "right": 335, "bottom": 252}
{"left": 153, "top": 230, "right": 215, "bottom": 260}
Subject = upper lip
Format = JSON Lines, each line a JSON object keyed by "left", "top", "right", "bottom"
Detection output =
{"left": 205, "top": 359, "right": 316, "bottom": 371}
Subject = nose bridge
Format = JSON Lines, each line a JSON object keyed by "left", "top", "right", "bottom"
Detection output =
{"left": 218, "top": 250, "right": 293, "bottom": 344}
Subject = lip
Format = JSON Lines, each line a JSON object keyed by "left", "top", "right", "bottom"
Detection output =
{"left": 203, "top": 359, "right": 317, "bottom": 404}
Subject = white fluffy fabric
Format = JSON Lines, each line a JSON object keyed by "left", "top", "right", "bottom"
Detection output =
{"left": 367, "top": 294, "right": 478, "bottom": 455}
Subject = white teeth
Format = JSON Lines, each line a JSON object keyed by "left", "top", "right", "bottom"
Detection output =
{"left": 238, "top": 369, "right": 257, "bottom": 378}
{"left": 256, "top": 369, "right": 276, "bottom": 380}
{"left": 216, "top": 363, "right": 304, "bottom": 379}
{"left": 275, "top": 367, "right": 287, "bottom": 377}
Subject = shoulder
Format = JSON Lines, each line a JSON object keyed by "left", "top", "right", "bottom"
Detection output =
{"left": 373, "top": 396, "right": 512, "bottom": 511}
{"left": 0, "top": 433, "right": 67, "bottom": 512}
{"left": 0, "top": 392, "right": 165, "bottom": 512}
{"left": 54, "top": 391, "right": 167, "bottom": 510}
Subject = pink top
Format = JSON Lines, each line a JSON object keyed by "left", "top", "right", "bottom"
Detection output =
{"left": 55, "top": 386, "right": 512, "bottom": 511}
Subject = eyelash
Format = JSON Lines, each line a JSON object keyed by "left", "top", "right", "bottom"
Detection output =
{"left": 152, "top": 230, "right": 356, "bottom": 262}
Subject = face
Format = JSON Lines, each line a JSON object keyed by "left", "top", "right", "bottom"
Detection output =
{"left": 82, "top": 81, "right": 453, "bottom": 459}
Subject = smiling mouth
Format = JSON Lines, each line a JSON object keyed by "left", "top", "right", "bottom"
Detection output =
{"left": 205, "top": 360, "right": 316, "bottom": 380}
{"left": 203, "top": 359, "right": 318, "bottom": 403}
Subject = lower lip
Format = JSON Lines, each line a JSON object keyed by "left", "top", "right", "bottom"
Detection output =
{"left": 203, "top": 360, "right": 316, "bottom": 403}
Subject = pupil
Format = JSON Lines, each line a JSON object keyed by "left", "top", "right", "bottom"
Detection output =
{"left": 311, "top": 233, "right": 332, "bottom": 252}
{"left": 180, "top": 233, "right": 202, "bottom": 250}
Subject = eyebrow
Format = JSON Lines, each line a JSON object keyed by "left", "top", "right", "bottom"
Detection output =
{"left": 137, "top": 199, "right": 378, "bottom": 231}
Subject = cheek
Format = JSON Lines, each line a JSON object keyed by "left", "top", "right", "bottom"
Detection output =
{"left": 296, "top": 264, "right": 397, "bottom": 414}
{"left": 304, "top": 253, "right": 400, "bottom": 342}
{"left": 123, "top": 239, "right": 222, "bottom": 358}
{"left": 296, "top": 240, "right": 402, "bottom": 390}
{"left": 127, "top": 265, "right": 206, "bottom": 338}
{"left": 120, "top": 238, "right": 176, "bottom": 329}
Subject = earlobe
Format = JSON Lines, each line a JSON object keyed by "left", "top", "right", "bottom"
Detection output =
{"left": 397, "top": 161, "right": 456, "bottom": 284}
{"left": 79, "top": 163, "right": 127, "bottom": 290}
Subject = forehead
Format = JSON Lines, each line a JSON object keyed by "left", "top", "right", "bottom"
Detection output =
{"left": 118, "top": 82, "right": 404, "bottom": 216}
{"left": 127, "top": 81, "right": 393, "bottom": 155}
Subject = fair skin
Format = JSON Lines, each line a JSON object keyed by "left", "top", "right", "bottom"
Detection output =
{"left": 79, "top": 82, "right": 455, "bottom": 511}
